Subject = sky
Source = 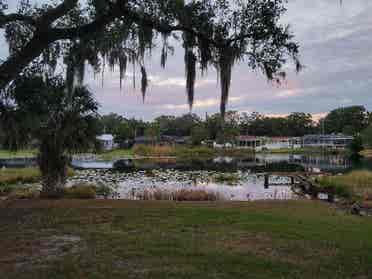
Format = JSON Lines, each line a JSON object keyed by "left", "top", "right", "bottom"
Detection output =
{"left": 2, "top": 0, "right": 372, "bottom": 120}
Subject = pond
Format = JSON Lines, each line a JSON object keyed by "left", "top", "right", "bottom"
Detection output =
{"left": 2, "top": 153, "right": 371, "bottom": 201}
{"left": 67, "top": 169, "right": 298, "bottom": 201}
{"left": 65, "top": 153, "right": 371, "bottom": 201}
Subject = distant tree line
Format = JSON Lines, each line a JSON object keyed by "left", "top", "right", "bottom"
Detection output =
{"left": 2, "top": 105, "right": 371, "bottom": 149}
{"left": 93, "top": 105, "right": 372, "bottom": 146}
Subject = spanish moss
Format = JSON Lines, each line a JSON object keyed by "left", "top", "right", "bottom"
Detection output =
{"left": 185, "top": 49, "right": 196, "bottom": 110}
{"left": 218, "top": 47, "right": 234, "bottom": 118}
{"left": 140, "top": 65, "right": 148, "bottom": 102}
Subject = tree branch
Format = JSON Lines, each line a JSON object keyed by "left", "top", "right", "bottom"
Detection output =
{"left": 0, "top": 13, "right": 36, "bottom": 28}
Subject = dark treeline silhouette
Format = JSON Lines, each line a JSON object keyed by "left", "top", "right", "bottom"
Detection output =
{"left": 94, "top": 105, "right": 371, "bottom": 146}
{"left": 1, "top": 105, "right": 370, "bottom": 149}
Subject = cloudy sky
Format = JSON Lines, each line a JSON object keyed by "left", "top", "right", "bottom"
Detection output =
{"left": 2, "top": 0, "right": 372, "bottom": 120}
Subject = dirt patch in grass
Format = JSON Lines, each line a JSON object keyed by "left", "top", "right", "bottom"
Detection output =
{"left": 0, "top": 235, "right": 83, "bottom": 271}
{"left": 222, "top": 232, "right": 339, "bottom": 265}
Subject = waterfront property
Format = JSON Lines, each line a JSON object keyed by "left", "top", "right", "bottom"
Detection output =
{"left": 237, "top": 135, "right": 264, "bottom": 149}
{"left": 96, "top": 134, "right": 116, "bottom": 150}
{"left": 237, "top": 136, "right": 302, "bottom": 151}
{"left": 302, "top": 134, "right": 353, "bottom": 149}
{"left": 237, "top": 134, "right": 353, "bottom": 151}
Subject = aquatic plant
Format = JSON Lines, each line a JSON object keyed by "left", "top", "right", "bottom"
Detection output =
{"left": 63, "top": 183, "right": 96, "bottom": 199}
{"left": 137, "top": 189, "right": 223, "bottom": 202}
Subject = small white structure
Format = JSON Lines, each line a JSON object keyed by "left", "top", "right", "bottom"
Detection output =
{"left": 96, "top": 134, "right": 116, "bottom": 150}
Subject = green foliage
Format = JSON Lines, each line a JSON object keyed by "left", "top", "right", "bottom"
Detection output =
{"left": 320, "top": 106, "right": 368, "bottom": 135}
{"left": 94, "top": 184, "right": 114, "bottom": 199}
{"left": 190, "top": 124, "right": 208, "bottom": 145}
{"left": 361, "top": 125, "right": 372, "bottom": 148}
{"left": 2, "top": 75, "right": 98, "bottom": 197}
{"left": 175, "top": 146, "right": 215, "bottom": 159}
{"left": 0, "top": 167, "right": 41, "bottom": 186}
{"left": 144, "top": 123, "right": 160, "bottom": 144}
{"left": 348, "top": 135, "right": 364, "bottom": 157}
{"left": 1, "top": 0, "right": 300, "bottom": 116}
{"left": 132, "top": 144, "right": 176, "bottom": 157}
{"left": 7, "top": 186, "right": 40, "bottom": 199}
{"left": 212, "top": 173, "right": 239, "bottom": 185}
{"left": 317, "top": 170, "right": 372, "bottom": 201}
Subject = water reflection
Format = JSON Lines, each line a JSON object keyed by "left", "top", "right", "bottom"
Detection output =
{"left": 67, "top": 169, "right": 298, "bottom": 201}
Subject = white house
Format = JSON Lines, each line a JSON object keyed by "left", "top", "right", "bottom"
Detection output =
{"left": 96, "top": 134, "right": 116, "bottom": 150}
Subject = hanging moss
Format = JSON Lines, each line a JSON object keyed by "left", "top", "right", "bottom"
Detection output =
{"left": 185, "top": 49, "right": 196, "bottom": 110}
{"left": 119, "top": 53, "right": 127, "bottom": 90}
{"left": 218, "top": 47, "right": 235, "bottom": 118}
{"left": 140, "top": 65, "right": 148, "bottom": 102}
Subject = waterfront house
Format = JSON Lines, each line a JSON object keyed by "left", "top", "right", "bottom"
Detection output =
{"left": 96, "top": 134, "right": 116, "bottom": 150}
{"left": 302, "top": 134, "right": 353, "bottom": 149}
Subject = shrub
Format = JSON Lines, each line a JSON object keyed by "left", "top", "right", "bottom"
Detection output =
{"left": 0, "top": 167, "right": 41, "bottom": 186}
{"left": 94, "top": 184, "right": 114, "bottom": 198}
{"left": 7, "top": 187, "right": 40, "bottom": 199}
{"left": 64, "top": 183, "right": 96, "bottom": 199}
{"left": 213, "top": 173, "right": 239, "bottom": 185}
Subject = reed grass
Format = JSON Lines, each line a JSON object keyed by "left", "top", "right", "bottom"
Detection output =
{"left": 137, "top": 188, "right": 223, "bottom": 201}
{"left": 317, "top": 170, "right": 372, "bottom": 200}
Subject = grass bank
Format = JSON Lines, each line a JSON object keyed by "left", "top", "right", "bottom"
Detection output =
{"left": 97, "top": 148, "right": 134, "bottom": 160}
{"left": 131, "top": 145, "right": 254, "bottom": 159}
{"left": 317, "top": 170, "right": 372, "bottom": 201}
{"left": 0, "top": 199, "right": 371, "bottom": 278}
{"left": 257, "top": 147, "right": 345, "bottom": 155}
{"left": 0, "top": 168, "right": 75, "bottom": 197}
{"left": 0, "top": 167, "right": 41, "bottom": 186}
{"left": 0, "top": 149, "right": 37, "bottom": 158}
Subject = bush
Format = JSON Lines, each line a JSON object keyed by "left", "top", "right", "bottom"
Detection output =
{"left": 94, "top": 184, "right": 114, "bottom": 198}
{"left": 64, "top": 183, "right": 96, "bottom": 199}
{"left": 7, "top": 187, "right": 40, "bottom": 199}
{"left": 213, "top": 173, "right": 239, "bottom": 185}
{"left": 0, "top": 167, "right": 41, "bottom": 186}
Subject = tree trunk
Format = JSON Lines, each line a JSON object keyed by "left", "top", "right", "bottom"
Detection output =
{"left": 38, "top": 140, "right": 69, "bottom": 198}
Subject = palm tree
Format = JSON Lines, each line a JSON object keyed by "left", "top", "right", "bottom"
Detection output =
{"left": 2, "top": 75, "right": 99, "bottom": 197}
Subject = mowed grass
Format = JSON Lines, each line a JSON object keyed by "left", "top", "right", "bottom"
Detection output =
{"left": 1, "top": 200, "right": 372, "bottom": 279}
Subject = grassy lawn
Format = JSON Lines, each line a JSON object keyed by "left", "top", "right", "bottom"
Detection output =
{"left": 0, "top": 149, "right": 37, "bottom": 158}
{"left": 1, "top": 199, "right": 372, "bottom": 278}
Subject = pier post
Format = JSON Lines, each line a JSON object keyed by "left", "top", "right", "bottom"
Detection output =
{"left": 264, "top": 174, "right": 269, "bottom": 189}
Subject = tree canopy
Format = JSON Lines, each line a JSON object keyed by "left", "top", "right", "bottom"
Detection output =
{"left": 0, "top": 0, "right": 301, "bottom": 116}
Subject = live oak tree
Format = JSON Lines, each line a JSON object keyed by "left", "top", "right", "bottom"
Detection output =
{"left": 0, "top": 0, "right": 301, "bottom": 116}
